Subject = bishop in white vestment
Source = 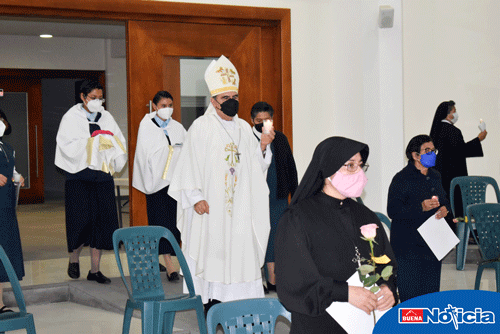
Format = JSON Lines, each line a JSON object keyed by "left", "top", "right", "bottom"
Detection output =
{"left": 168, "top": 56, "right": 272, "bottom": 307}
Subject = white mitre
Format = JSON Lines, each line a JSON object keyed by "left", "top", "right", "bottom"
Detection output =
{"left": 204, "top": 55, "right": 239, "bottom": 96}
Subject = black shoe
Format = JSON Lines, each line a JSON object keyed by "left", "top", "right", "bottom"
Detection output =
{"left": 263, "top": 284, "right": 269, "bottom": 294}
{"left": 87, "top": 271, "right": 111, "bottom": 284}
{"left": 204, "top": 299, "right": 221, "bottom": 318}
{"left": 167, "top": 272, "right": 180, "bottom": 282}
{"left": 0, "top": 306, "right": 13, "bottom": 314}
{"left": 267, "top": 282, "right": 276, "bottom": 292}
{"left": 159, "top": 263, "right": 167, "bottom": 272}
{"left": 68, "top": 262, "right": 80, "bottom": 279}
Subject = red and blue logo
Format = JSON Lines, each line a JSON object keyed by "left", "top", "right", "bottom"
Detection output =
{"left": 374, "top": 290, "right": 500, "bottom": 333}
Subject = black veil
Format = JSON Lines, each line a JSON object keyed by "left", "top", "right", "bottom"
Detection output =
{"left": 430, "top": 101, "right": 453, "bottom": 141}
{"left": 290, "top": 136, "right": 369, "bottom": 206}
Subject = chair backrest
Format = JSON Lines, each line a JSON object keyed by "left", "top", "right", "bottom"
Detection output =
{"left": 450, "top": 176, "right": 500, "bottom": 217}
{"left": 206, "top": 298, "right": 291, "bottom": 334}
{"left": 375, "top": 212, "right": 391, "bottom": 230}
{"left": 466, "top": 203, "right": 500, "bottom": 261}
{"left": 0, "top": 245, "right": 27, "bottom": 315}
{"left": 112, "top": 226, "right": 197, "bottom": 303}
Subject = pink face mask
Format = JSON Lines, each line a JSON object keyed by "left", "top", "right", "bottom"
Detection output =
{"left": 329, "top": 169, "right": 368, "bottom": 198}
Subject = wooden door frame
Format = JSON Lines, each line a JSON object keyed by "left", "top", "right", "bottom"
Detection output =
{"left": 0, "top": 0, "right": 292, "bottom": 139}
{"left": 0, "top": 0, "right": 292, "bottom": 225}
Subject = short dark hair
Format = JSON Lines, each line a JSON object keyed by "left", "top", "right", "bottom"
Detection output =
{"left": 79, "top": 80, "right": 104, "bottom": 98}
{"left": 153, "top": 91, "right": 173, "bottom": 105}
{"left": 250, "top": 101, "right": 274, "bottom": 119}
{"left": 406, "top": 134, "right": 433, "bottom": 162}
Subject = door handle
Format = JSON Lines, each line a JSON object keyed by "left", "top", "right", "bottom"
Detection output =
{"left": 146, "top": 100, "right": 153, "bottom": 114}
{"left": 35, "top": 125, "right": 39, "bottom": 178}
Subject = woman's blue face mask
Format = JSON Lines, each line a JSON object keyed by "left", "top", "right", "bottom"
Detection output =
{"left": 420, "top": 151, "right": 436, "bottom": 168}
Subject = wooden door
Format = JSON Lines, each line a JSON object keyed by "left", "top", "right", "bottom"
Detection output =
{"left": 0, "top": 76, "right": 43, "bottom": 203}
{"left": 128, "top": 20, "right": 276, "bottom": 226}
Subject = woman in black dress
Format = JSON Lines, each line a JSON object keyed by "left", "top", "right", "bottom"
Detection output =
{"left": 388, "top": 134, "right": 452, "bottom": 302}
{"left": 0, "top": 110, "right": 25, "bottom": 313}
{"left": 276, "top": 137, "right": 397, "bottom": 333}
{"left": 430, "top": 100, "right": 486, "bottom": 222}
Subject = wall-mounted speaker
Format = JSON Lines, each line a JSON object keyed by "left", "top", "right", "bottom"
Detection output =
{"left": 378, "top": 5, "right": 394, "bottom": 29}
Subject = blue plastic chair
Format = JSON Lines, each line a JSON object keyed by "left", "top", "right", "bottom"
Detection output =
{"left": 374, "top": 212, "right": 391, "bottom": 230}
{"left": 450, "top": 176, "right": 500, "bottom": 270}
{"left": 0, "top": 245, "right": 36, "bottom": 334}
{"left": 466, "top": 203, "right": 500, "bottom": 291}
{"left": 206, "top": 298, "right": 291, "bottom": 334}
{"left": 112, "top": 226, "right": 207, "bottom": 334}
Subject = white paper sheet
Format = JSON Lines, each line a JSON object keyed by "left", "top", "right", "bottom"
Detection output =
{"left": 326, "top": 272, "right": 389, "bottom": 334}
{"left": 417, "top": 214, "right": 460, "bottom": 261}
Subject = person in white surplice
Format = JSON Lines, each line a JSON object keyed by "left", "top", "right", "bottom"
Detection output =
{"left": 55, "top": 80, "right": 127, "bottom": 284}
{"left": 133, "top": 90, "right": 186, "bottom": 281}
{"left": 168, "top": 55, "right": 274, "bottom": 314}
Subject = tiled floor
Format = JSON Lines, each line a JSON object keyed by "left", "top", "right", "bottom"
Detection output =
{"left": 8, "top": 302, "right": 143, "bottom": 334}
{"left": 5, "top": 200, "right": 498, "bottom": 333}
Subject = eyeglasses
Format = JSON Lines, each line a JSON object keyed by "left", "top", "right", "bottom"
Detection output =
{"left": 87, "top": 96, "right": 105, "bottom": 103}
{"left": 343, "top": 163, "right": 369, "bottom": 173}
{"left": 420, "top": 148, "right": 438, "bottom": 155}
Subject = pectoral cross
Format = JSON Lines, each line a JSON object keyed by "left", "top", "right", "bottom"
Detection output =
{"left": 225, "top": 143, "right": 240, "bottom": 164}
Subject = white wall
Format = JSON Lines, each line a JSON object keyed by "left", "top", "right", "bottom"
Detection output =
{"left": 0, "top": 35, "right": 105, "bottom": 70}
{"left": 157, "top": 0, "right": 405, "bottom": 213}
{"left": 403, "top": 0, "right": 500, "bottom": 202}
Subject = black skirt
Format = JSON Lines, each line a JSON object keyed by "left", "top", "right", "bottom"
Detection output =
{"left": 146, "top": 185, "right": 180, "bottom": 255}
{"left": 65, "top": 179, "right": 119, "bottom": 252}
{"left": 0, "top": 207, "right": 25, "bottom": 282}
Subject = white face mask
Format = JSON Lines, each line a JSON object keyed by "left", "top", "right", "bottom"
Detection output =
{"left": 450, "top": 112, "right": 459, "bottom": 124}
{"left": 0, "top": 121, "right": 5, "bottom": 137}
{"left": 157, "top": 107, "right": 173, "bottom": 120}
{"left": 86, "top": 99, "right": 104, "bottom": 113}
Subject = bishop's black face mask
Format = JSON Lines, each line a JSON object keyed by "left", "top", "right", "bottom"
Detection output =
{"left": 255, "top": 123, "right": 264, "bottom": 133}
{"left": 219, "top": 98, "right": 239, "bottom": 117}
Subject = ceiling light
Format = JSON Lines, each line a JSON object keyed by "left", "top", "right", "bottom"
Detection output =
{"left": 40, "top": 34, "right": 53, "bottom": 38}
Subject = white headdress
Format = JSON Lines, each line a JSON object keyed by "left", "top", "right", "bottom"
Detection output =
{"left": 204, "top": 55, "right": 239, "bottom": 96}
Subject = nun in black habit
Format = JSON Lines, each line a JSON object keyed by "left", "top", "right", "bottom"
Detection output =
{"left": 275, "top": 137, "right": 397, "bottom": 334}
{"left": 430, "top": 100, "right": 486, "bottom": 220}
{"left": 0, "top": 110, "right": 25, "bottom": 313}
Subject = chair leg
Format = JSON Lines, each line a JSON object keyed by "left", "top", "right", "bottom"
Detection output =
{"left": 26, "top": 315, "right": 37, "bottom": 334}
{"left": 195, "top": 302, "right": 208, "bottom": 334}
{"left": 475, "top": 266, "right": 485, "bottom": 290}
{"left": 122, "top": 302, "right": 134, "bottom": 334}
{"left": 142, "top": 303, "right": 156, "bottom": 334}
{"left": 496, "top": 266, "right": 500, "bottom": 293}
{"left": 456, "top": 223, "right": 469, "bottom": 270}
{"left": 160, "top": 312, "right": 175, "bottom": 334}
